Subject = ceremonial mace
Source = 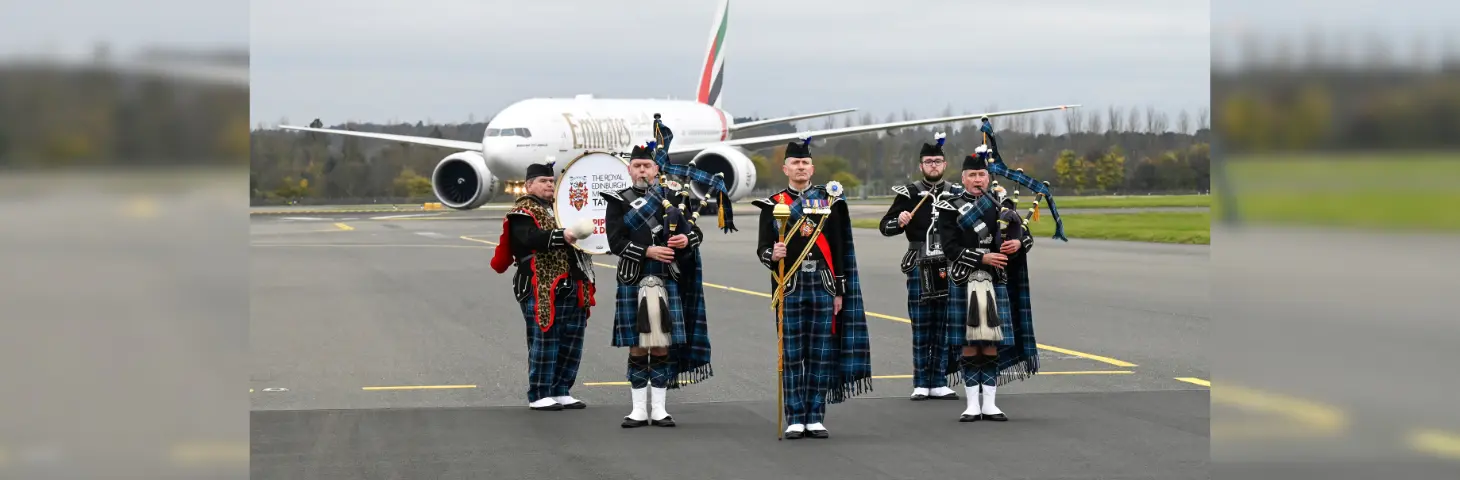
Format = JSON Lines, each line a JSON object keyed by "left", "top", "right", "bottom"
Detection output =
{"left": 772, "top": 202, "right": 791, "bottom": 440}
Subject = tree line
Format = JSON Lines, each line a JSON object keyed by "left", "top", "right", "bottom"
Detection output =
{"left": 1216, "top": 69, "right": 1460, "bottom": 153}
{"left": 250, "top": 106, "right": 1214, "bottom": 205}
{"left": 0, "top": 63, "right": 248, "bottom": 168}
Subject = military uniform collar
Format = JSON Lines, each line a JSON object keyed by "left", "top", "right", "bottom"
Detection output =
{"left": 783, "top": 184, "right": 812, "bottom": 198}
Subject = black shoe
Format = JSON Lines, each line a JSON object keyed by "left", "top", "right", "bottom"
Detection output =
{"left": 531, "top": 403, "right": 564, "bottom": 411}
{"left": 652, "top": 416, "right": 676, "bottom": 427}
{"left": 959, "top": 413, "right": 981, "bottom": 422}
{"left": 930, "top": 391, "right": 959, "bottom": 400}
{"left": 784, "top": 430, "right": 804, "bottom": 439}
{"left": 560, "top": 401, "right": 586, "bottom": 409}
{"left": 981, "top": 413, "right": 1008, "bottom": 422}
{"left": 622, "top": 417, "right": 649, "bottom": 428}
{"left": 910, "top": 394, "right": 928, "bottom": 401}
{"left": 807, "top": 428, "right": 829, "bottom": 439}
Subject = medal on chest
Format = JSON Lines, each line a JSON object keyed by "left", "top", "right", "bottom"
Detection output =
{"left": 801, "top": 197, "right": 831, "bottom": 215}
{"left": 800, "top": 219, "right": 815, "bottom": 237}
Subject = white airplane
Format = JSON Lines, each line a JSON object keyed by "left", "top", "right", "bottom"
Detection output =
{"left": 279, "top": 0, "right": 1078, "bottom": 209}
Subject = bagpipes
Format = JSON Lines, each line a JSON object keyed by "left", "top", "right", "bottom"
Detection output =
{"left": 979, "top": 118, "right": 1067, "bottom": 241}
{"left": 645, "top": 113, "right": 739, "bottom": 233}
{"left": 1009, "top": 183, "right": 1046, "bottom": 227}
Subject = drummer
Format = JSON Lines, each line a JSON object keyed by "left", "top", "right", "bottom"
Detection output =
{"left": 488, "top": 161, "right": 597, "bottom": 411}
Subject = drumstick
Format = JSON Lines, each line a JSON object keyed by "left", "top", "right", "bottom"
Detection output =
{"left": 910, "top": 191, "right": 933, "bottom": 214}
{"left": 899, "top": 191, "right": 933, "bottom": 226}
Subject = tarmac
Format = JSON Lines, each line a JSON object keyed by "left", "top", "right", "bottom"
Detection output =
{"left": 249, "top": 206, "right": 1212, "bottom": 479}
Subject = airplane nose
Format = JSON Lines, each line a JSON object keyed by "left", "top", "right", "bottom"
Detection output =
{"left": 481, "top": 138, "right": 507, "bottom": 163}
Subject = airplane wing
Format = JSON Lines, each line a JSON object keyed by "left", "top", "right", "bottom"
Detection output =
{"left": 672, "top": 104, "right": 1079, "bottom": 155}
{"left": 728, "top": 108, "right": 857, "bottom": 132}
{"left": 278, "top": 125, "right": 483, "bottom": 151}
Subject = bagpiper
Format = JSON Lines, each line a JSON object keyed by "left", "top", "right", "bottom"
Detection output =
{"left": 935, "top": 117, "right": 1061, "bottom": 422}
{"left": 488, "top": 161, "right": 597, "bottom": 411}
{"left": 600, "top": 137, "right": 715, "bottom": 428}
{"left": 753, "top": 136, "right": 873, "bottom": 439}
{"left": 878, "top": 132, "right": 965, "bottom": 401}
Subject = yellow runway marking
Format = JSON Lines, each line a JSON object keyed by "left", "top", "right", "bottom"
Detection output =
{"left": 460, "top": 235, "right": 618, "bottom": 268}
{"left": 458, "top": 234, "right": 1138, "bottom": 369}
{"left": 1407, "top": 428, "right": 1460, "bottom": 459}
{"left": 1034, "top": 344, "right": 1138, "bottom": 368}
{"left": 586, "top": 371, "right": 1133, "bottom": 385}
{"left": 1212, "top": 383, "right": 1347, "bottom": 435}
{"left": 124, "top": 196, "right": 159, "bottom": 218}
{"left": 362, "top": 385, "right": 477, "bottom": 391}
{"left": 460, "top": 236, "right": 497, "bottom": 245}
{"left": 334, "top": 222, "right": 354, "bottom": 231}
{"left": 867, "top": 311, "right": 908, "bottom": 323}
{"left": 871, "top": 371, "right": 1133, "bottom": 379}
{"left": 1174, "top": 377, "right": 1210, "bottom": 387}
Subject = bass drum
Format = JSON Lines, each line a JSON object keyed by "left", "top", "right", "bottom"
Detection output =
{"left": 553, "top": 151, "right": 631, "bottom": 255}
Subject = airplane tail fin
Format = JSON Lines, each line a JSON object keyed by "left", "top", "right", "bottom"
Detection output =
{"left": 696, "top": 0, "right": 728, "bottom": 109}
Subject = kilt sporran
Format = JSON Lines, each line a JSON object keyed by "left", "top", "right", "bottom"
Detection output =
{"left": 965, "top": 268, "right": 1004, "bottom": 342}
{"left": 636, "top": 275, "right": 672, "bottom": 348}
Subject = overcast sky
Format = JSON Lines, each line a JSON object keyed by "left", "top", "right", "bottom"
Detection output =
{"left": 248, "top": 0, "right": 1211, "bottom": 128}
{"left": 0, "top": 0, "right": 247, "bottom": 56}
{"left": 7, "top": 1, "right": 1458, "bottom": 129}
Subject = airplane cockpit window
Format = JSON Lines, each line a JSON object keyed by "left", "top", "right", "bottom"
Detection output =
{"left": 488, "top": 128, "right": 532, "bottom": 138}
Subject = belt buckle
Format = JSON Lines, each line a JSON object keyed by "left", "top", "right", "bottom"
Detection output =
{"left": 800, "top": 260, "right": 817, "bottom": 273}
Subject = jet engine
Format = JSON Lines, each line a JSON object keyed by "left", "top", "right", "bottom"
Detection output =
{"left": 686, "top": 145, "right": 758, "bottom": 203}
{"left": 431, "top": 151, "right": 500, "bottom": 210}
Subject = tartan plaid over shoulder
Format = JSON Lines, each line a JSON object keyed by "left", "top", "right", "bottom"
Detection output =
{"left": 752, "top": 187, "right": 874, "bottom": 403}
{"left": 996, "top": 239, "right": 1040, "bottom": 386}
{"left": 668, "top": 246, "right": 714, "bottom": 388}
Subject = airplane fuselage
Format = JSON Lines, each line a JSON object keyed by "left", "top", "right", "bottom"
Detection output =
{"left": 480, "top": 96, "right": 735, "bottom": 185}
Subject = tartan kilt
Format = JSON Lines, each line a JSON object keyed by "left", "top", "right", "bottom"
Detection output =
{"left": 944, "top": 279, "right": 1015, "bottom": 348}
{"left": 904, "top": 267, "right": 962, "bottom": 375}
{"left": 902, "top": 267, "right": 945, "bottom": 323}
{"left": 611, "top": 274, "right": 688, "bottom": 347}
{"left": 995, "top": 265, "right": 1041, "bottom": 386}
